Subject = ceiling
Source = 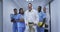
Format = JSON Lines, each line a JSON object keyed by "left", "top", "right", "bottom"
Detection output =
{"left": 0, "top": 0, "right": 2, "bottom": 1}
{"left": 12, "top": 0, "right": 52, "bottom": 10}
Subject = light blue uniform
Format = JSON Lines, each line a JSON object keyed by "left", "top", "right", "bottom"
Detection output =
{"left": 17, "top": 14, "right": 25, "bottom": 32}
{"left": 10, "top": 14, "right": 19, "bottom": 32}
{"left": 37, "top": 12, "right": 46, "bottom": 32}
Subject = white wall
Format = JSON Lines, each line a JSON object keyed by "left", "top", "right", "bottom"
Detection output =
{"left": 46, "top": 5, "right": 50, "bottom": 25}
{"left": 51, "top": 0, "right": 60, "bottom": 32}
{"left": 0, "top": 0, "right": 3, "bottom": 32}
{"left": 46, "top": 5, "right": 50, "bottom": 32}
{"left": 3, "top": 0, "right": 19, "bottom": 32}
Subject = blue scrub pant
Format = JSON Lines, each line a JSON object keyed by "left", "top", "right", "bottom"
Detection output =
{"left": 13, "top": 23, "right": 17, "bottom": 32}
{"left": 17, "top": 27, "right": 25, "bottom": 32}
{"left": 37, "top": 26, "right": 44, "bottom": 32}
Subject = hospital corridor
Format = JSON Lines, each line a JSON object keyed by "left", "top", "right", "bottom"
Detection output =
{"left": 0, "top": 0, "right": 60, "bottom": 32}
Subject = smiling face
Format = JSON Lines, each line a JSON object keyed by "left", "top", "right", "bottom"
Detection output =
{"left": 37, "top": 6, "right": 42, "bottom": 12}
{"left": 19, "top": 8, "right": 24, "bottom": 14}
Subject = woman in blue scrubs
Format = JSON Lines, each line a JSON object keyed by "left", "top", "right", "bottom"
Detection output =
{"left": 17, "top": 8, "right": 25, "bottom": 32}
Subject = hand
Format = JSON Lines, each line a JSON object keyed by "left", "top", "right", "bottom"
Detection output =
{"left": 33, "top": 23, "right": 37, "bottom": 26}
{"left": 19, "top": 18, "right": 24, "bottom": 22}
{"left": 11, "top": 19, "right": 15, "bottom": 22}
{"left": 40, "top": 25, "right": 43, "bottom": 27}
{"left": 26, "top": 24, "right": 28, "bottom": 25}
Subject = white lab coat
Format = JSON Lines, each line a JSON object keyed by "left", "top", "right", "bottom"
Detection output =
{"left": 24, "top": 9, "right": 39, "bottom": 32}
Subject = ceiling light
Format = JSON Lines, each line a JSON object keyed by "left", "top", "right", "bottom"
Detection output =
{"left": 26, "top": 0, "right": 33, "bottom": 1}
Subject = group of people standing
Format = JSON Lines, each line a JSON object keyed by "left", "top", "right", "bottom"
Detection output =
{"left": 10, "top": 3, "right": 46, "bottom": 32}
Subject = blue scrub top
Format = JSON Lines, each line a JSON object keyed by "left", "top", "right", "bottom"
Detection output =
{"left": 17, "top": 14, "right": 25, "bottom": 27}
{"left": 38, "top": 12, "right": 46, "bottom": 22}
{"left": 10, "top": 14, "right": 20, "bottom": 27}
{"left": 10, "top": 14, "right": 25, "bottom": 27}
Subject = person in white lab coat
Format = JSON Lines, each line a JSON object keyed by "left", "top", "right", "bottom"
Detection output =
{"left": 24, "top": 3, "right": 39, "bottom": 32}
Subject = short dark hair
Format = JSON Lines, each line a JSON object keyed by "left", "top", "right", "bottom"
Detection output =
{"left": 13, "top": 8, "right": 17, "bottom": 10}
{"left": 28, "top": 3, "right": 32, "bottom": 5}
{"left": 19, "top": 8, "right": 24, "bottom": 14}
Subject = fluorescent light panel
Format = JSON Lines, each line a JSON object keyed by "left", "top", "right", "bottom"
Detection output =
{"left": 26, "top": 0, "right": 33, "bottom": 1}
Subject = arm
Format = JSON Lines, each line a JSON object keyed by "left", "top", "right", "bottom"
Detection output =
{"left": 10, "top": 14, "right": 16, "bottom": 22}
{"left": 43, "top": 18, "right": 46, "bottom": 24}
{"left": 40, "top": 18, "right": 46, "bottom": 27}
{"left": 24, "top": 12, "right": 28, "bottom": 25}
{"left": 11, "top": 19, "right": 15, "bottom": 22}
{"left": 40, "top": 13, "right": 46, "bottom": 27}
{"left": 18, "top": 18, "right": 24, "bottom": 22}
{"left": 16, "top": 14, "right": 24, "bottom": 22}
{"left": 34, "top": 11, "right": 39, "bottom": 25}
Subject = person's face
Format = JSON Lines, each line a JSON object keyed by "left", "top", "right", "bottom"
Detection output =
{"left": 38, "top": 7, "right": 40, "bottom": 11}
{"left": 20, "top": 9, "right": 24, "bottom": 14}
{"left": 28, "top": 4, "right": 32, "bottom": 10}
{"left": 14, "top": 10, "right": 17, "bottom": 14}
{"left": 38, "top": 6, "right": 41, "bottom": 12}
{"left": 43, "top": 7, "right": 46, "bottom": 13}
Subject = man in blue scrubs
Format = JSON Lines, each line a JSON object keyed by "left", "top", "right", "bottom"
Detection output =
{"left": 37, "top": 6, "right": 46, "bottom": 32}
{"left": 10, "top": 8, "right": 18, "bottom": 32}
{"left": 17, "top": 8, "right": 25, "bottom": 32}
